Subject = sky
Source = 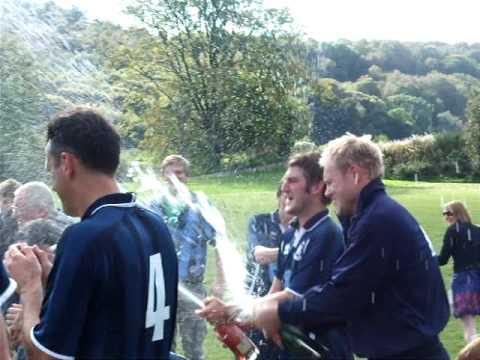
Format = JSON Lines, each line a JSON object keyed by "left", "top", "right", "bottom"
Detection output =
{"left": 47, "top": 0, "right": 478, "bottom": 44}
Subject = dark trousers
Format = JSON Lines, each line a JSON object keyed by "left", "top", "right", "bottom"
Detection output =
{"left": 369, "top": 336, "right": 449, "bottom": 360}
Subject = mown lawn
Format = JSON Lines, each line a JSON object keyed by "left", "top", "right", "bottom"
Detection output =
{"left": 176, "top": 170, "right": 480, "bottom": 359}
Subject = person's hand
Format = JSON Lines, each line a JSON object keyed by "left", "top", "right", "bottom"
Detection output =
{"left": 252, "top": 298, "right": 283, "bottom": 347}
{"left": 195, "top": 296, "right": 236, "bottom": 325}
{"left": 4, "top": 244, "right": 42, "bottom": 293}
{"left": 253, "top": 246, "right": 276, "bottom": 265}
{"left": 5, "top": 303, "right": 23, "bottom": 347}
{"left": 33, "top": 245, "right": 54, "bottom": 287}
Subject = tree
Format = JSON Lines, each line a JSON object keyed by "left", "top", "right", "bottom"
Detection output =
{"left": 385, "top": 94, "right": 433, "bottom": 133}
{"left": 320, "top": 42, "right": 368, "bottom": 81}
{"left": 464, "top": 93, "right": 480, "bottom": 174}
{"left": 0, "top": 35, "right": 47, "bottom": 181}
{"left": 113, "top": 0, "right": 309, "bottom": 170}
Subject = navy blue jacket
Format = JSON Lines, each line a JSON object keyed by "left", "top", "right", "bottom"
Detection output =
{"left": 245, "top": 211, "right": 283, "bottom": 297}
{"left": 278, "top": 178, "right": 450, "bottom": 358}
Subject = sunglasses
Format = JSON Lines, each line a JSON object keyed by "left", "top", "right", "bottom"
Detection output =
{"left": 442, "top": 211, "right": 454, "bottom": 217}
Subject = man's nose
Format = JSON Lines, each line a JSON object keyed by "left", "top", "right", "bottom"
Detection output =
{"left": 324, "top": 186, "right": 332, "bottom": 198}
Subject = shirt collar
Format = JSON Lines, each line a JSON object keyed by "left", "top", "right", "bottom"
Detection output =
{"left": 82, "top": 192, "right": 137, "bottom": 220}
{"left": 291, "top": 209, "right": 329, "bottom": 231}
{"left": 355, "top": 178, "right": 385, "bottom": 214}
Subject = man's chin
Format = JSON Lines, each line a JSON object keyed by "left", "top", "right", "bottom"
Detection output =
{"left": 333, "top": 203, "right": 352, "bottom": 218}
{"left": 285, "top": 205, "right": 297, "bottom": 216}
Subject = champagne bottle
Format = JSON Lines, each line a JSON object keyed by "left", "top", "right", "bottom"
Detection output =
{"left": 280, "top": 325, "right": 329, "bottom": 359}
{"left": 215, "top": 324, "right": 259, "bottom": 360}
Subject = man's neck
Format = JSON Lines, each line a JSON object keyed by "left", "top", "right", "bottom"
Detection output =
{"left": 74, "top": 176, "right": 120, "bottom": 218}
{"left": 297, "top": 202, "right": 327, "bottom": 228}
{"left": 351, "top": 178, "right": 374, "bottom": 216}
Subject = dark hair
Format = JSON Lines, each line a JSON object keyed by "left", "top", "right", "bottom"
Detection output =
{"left": 47, "top": 108, "right": 120, "bottom": 176}
{"left": 276, "top": 185, "right": 283, "bottom": 199}
{"left": 0, "top": 178, "right": 21, "bottom": 200}
{"left": 288, "top": 152, "right": 331, "bottom": 205}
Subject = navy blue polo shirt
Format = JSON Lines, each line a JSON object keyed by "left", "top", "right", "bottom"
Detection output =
{"left": 279, "top": 179, "right": 450, "bottom": 358}
{"left": 31, "top": 193, "right": 178, "bottom": 359}
{"left": 276, "top": 210, "right": 352, "bottom": 359}
{"left": 276, "top": 210, "right": 345, "bottom": 295}
{"left": 0, "top": 262, "right": 16, "bottom": 308}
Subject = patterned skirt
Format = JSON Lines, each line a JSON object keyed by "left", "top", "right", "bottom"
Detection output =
{"left": 452, "top": 269, "right": 480, "bottom": 318}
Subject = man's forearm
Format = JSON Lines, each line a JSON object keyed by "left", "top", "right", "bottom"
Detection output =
{"left": 263, "top": 248, "right": 279, "bottom": 264}
{"left": 212, "top": 249, "right": 226, "bottom": 297}
{"left": 0, "top": 313, "right": 11, "bottom": 360}
{"left": 268, "top": 277, "right": 283, "bottom": 295}
{"left": 20, "top": 285, "right": 48, "bottom": 360}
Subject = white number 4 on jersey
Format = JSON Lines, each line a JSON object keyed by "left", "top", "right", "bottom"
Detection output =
{"left": 146, "top": 253, "right": 170, "bottom": 341}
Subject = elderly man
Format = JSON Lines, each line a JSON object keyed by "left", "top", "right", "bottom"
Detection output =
{"left": 12, "top": 182, "right": 55, "bottom": 227}
{"left": 11, "top": 182, "right": 74, "bottom": 247}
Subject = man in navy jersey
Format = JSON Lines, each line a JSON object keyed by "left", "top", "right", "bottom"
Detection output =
{"left": 4, "top": 108, "right": 178, "bottom": 359}
{"left": 198, "top": 153, "right": 352, "bottom": 359}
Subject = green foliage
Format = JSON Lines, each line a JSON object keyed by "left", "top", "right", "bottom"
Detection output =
{"left": 385, "top": 94, "right": 433, "bottom": 133}
{"left": 381, "top": 133, "right": 473, "bottom": 180}
{"left": 3, "top": 0, "right": 480, "bottom": 178}
{"left": 0, "top": 34, "right": 47, "bottom": 181}
{"left": 464, "top": 93, "right": 480, "bottom": 174}
{"left": 110, "top": 0, "right": 310, "bottom": 172}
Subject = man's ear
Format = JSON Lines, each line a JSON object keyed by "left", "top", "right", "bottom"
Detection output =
{"left": 350, "top": 164, "right": 368, "bottom": 185}
{"left": 309, "top": 181, "right": 324, "bottom": 195}
{"left": 60, "top": 152, "right": 76, "bottom": 178}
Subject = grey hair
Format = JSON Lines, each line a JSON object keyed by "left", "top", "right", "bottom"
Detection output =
{"left": 14, "top": 181, "right": 55, "bottom": 215}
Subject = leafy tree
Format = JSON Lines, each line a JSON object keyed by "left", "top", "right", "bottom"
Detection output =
{"left": 320, "top": 42, "right": 368, "bottom": 81}
{"left": 113, "top": 0, "right": 309, "bottom": 170}
{"left": 464, "top": 93, "right": 480, "bottom": 173}
{"left": 0, "top": 35, "right": 47, "bottom": 181}
{"left": 385, "top": 94, "right": 433, "bottom": 133}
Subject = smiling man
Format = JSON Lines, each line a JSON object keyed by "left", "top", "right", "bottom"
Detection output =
{"left": 252, "top": 134, "right": 451, "bottom": 360}
{"left": 198, "top": 152, "right": 352, "bottom": 359}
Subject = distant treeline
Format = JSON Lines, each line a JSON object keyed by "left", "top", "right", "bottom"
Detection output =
{"left": 1, "top": 0, "right": 479, "bottom": 181}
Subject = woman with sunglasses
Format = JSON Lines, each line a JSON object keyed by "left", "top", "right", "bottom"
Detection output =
{"left": 438, "top": 201, "right": 480, "bottom": 343}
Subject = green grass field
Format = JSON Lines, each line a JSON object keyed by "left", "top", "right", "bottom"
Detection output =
{"left": 177, "top": 169, "right": 480, "bottom": 359}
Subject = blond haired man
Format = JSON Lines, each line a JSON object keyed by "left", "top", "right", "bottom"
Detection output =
{"left": 250, "top": 134, "right": 450, "bottom": 360}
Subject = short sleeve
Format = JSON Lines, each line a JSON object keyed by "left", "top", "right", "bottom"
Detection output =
{"left": 31, "top": 227, "right": 97, "bottom": 359}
